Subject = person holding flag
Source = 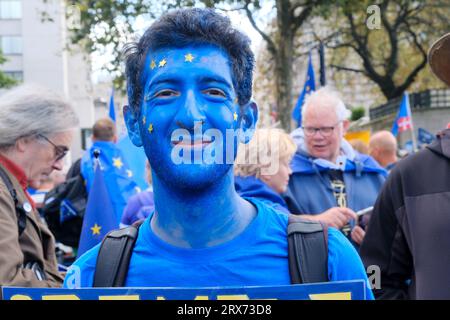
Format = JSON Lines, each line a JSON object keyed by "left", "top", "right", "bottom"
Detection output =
{"left": 292, "top": 52, "right": 316, "bottom": 128}
{"left": 80, "top": 118, "right": 140, "bottom": 223}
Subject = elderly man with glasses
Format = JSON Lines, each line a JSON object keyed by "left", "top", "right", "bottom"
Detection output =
{"left": 0, "top": 84, "right": 78, "bottom": 296}
{"left": 284, "top": 87, "right": 387, "bottom": 246}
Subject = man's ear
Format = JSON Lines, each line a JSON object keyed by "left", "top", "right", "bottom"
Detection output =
{"left": 238, "top": 100, "right": 258, "bottom": 144}
{"left": 123, "top": 105, "right": 143, "bottom": 147}
{"left": 342, "top": 119, "right": 351, "bottom": 135}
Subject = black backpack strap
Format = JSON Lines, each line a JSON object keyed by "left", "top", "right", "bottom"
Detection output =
{"left": 93, "top": 222, "right": 142, "bottom": 287}
{"left": 288, "top": 214, "right": 328, "bottom": 284}
{"left": 0, "top": 165, "right": 27, "bottom": 236}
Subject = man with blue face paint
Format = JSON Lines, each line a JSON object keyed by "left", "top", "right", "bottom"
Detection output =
{"left": 64, "top": 8, "right": 373, "bottom": 299}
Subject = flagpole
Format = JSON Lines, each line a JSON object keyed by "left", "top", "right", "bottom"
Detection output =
{"left": 406, "top": 93, "right": 418, "bottom": 152}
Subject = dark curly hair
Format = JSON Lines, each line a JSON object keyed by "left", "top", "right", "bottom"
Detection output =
{"left": 123, "top": 8, "right": 255, "bottom": 115}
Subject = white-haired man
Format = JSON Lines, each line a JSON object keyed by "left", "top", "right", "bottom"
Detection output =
{"left": 284, "top": 87, "right": 387, "bottom": 245}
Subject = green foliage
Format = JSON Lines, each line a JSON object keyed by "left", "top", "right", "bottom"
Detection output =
{"left": 0, "top": 51, "right": 17, "bottom": 88}
{"left": 350, "top": 107, "right": 365, "bottom": 122}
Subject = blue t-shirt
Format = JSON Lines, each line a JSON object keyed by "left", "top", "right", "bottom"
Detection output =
{"left": 64, "top": 198, "right": 373, "bottom": 299}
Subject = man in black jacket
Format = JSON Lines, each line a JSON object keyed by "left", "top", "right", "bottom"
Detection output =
{"left": 360, "top": 33, "right": 450, "bottom": 299}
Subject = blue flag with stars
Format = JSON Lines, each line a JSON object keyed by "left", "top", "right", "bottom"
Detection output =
{"left": 80, "top": 141, "right": 140, "bottom": 224}
{"left": 292, "top": 52, "right": 316, "bottom": 127}
{"left": 77, "top": 162, "right": 118, "bottom": 258}
{"left": 418, "top": 127, "right": 435, "bottom": 145}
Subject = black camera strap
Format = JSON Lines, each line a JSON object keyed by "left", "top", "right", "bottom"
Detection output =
{"left": 0, "top": 165, "right": 27, "bottom": 236}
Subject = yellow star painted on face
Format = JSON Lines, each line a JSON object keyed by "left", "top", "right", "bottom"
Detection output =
{"left": 91, "top": 223, "right": 101, "bottom": 235}
{"left": 148, "top": 123, "right": 154, "bottom": 133}
{"left": 112, "top": 157, "right": 124, "bottom": 169}
{"left": 233, "top": 112, "right": 238, "bottom": 121}
{"left": 185, "top": 53, "right": 194, "bottom": 62}
{"left": 142, "top": 116, "right": 146, "bottom": 125}
{"left": 150, "top": 60, "right": 156, "bottom": 70}
{"left": 126, "top": 169, "right": 133, "bottom": 178}
{"left": 159, "top": 59, "right": 167, "bottom": 67}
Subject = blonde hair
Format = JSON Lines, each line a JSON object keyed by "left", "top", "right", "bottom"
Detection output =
{"left": 235, "top": 128, "right": 297, "bottom": 177}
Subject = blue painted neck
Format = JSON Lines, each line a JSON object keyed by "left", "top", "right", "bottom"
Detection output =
{"left": 150, "top": 168, "right": 256, "bottom": 248}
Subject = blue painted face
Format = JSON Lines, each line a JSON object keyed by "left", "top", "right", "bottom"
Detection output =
{"left": 125, "top": 45, "right": 257, "bottom": 191}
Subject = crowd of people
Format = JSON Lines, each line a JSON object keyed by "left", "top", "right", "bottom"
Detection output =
{"left": 0, "top": 8, "right": 449, "bottom": 300}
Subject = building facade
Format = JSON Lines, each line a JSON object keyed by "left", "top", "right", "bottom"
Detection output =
{"left": 0, "top": 0, "right": 95, "bottom": 162}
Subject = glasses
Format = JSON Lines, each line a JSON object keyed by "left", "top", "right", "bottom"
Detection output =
{"left": 37, "top": 134, "right": 69, "bottom": 162}
{"left": 302, "top": 122, "right": 342, "bottom": 137}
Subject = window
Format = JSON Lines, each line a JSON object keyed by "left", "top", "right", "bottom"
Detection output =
{"left": 4, "top": 71, "right": 22, "bottom": 82}
{"left": 0, "top": 0, "right": 21, "bottom": 19}
{"left": 1, "top": 36, "right": 21, "bottom": 54}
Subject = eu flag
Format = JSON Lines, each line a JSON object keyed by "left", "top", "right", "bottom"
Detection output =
{"left": 392, "top": 92, "right": 413, "bottom": 136}
{"left": 80, "top": 141, "right": 140, "bottom": 223}
{"left": 116, "top": 133, "right": 149, "bottom": 191}
{"left": 418, "top": 127, "right": 435, "bottom": 145}
{"left": 77, "top": 163, "right": 118, "bottom": 258}
{"left": 109, "top": 88, "right": 116, "bottom": 123}
{"left": 292, "top": 52, "right": 316, "bottom": 127}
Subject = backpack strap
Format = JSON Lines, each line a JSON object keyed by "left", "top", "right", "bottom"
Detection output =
{"left": 288, "top": 214, "right": 328, "bottom": 284}
{"left": 93, "top": 220, "right": 143, "bottom": 287}
{"left": 0, "top": 165, "right": 27, "bottom": 236}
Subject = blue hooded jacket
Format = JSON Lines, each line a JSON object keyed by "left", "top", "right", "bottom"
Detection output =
{"left": 234, "top": 176, "right": 290, "bottom": 214}
{"left": 284, "top": 128, "right": 387, "bottom": 216}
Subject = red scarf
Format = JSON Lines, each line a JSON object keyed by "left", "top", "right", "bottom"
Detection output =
{"left": 0, "top": 154, "right": 36, "bottom": 208}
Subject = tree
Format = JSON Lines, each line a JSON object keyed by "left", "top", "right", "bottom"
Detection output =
{"left": 242, "top": 0, "right": 327, "bottom": 130}
{"left": 65, "top": 0, "right": 328, "bottom": 130}
{"left": 0, "top": 50, "right": 17, "bottom": 88}
{"left": 327, "top": 0, "right": 450, "bottom": 100}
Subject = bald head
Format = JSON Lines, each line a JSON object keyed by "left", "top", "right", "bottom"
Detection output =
{"left": 369, "top": 130, "right": 398, "bottom": 168}
{"left": 92, "top": 118, "right": 117, "bottom": 142}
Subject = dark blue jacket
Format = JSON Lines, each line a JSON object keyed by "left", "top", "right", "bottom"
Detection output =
{"left": 284, "top": 149, "right": 387, "bottom": 215}
{"left": 234, "top": 176, "right": 290, "bottom": 214}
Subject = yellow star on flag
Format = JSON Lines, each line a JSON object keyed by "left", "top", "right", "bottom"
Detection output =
{"left": 233, "top": 112, "right": 238, "bottom": 121}
{"left": 185, "top": 53, "right": 194, "bottom": 62}
{"left": 159, "top": 59, "right": 167, "bottom": 67}
{"left": 150, "top": 60, "right": 156, "bottom": 70}
{"left": 148, "top": 123, "right": 154, "bottom": 133}
{"left": 126, "top": 169, "right": 133, "bottom": 178}
{"left": 91, "top": 223, "right": 101, "bottom": 235}
{"left": 112, "top": 157, "right": 124, "bottom": 169}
